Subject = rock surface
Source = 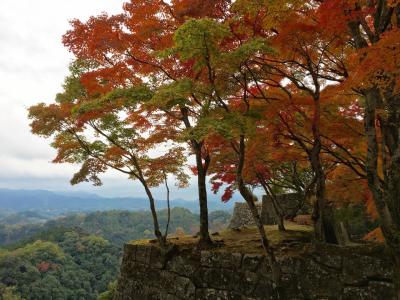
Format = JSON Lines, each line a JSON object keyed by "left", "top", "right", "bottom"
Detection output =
{"left": 228, "top": 202, "right": 263, "bottom": 228}
{"left": 228, "top": 194, "right": 311, "bottom": 229}
{"left": 114, "top": 243, "right": 394, "bottom": 300}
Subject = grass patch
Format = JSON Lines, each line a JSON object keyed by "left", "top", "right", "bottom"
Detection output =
{"left": 131, "top": 222, "right": 313, "bottom": 254}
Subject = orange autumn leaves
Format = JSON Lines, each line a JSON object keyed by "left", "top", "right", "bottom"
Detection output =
{"left": 29, "top": 0, "right": 399, "bottom": 244}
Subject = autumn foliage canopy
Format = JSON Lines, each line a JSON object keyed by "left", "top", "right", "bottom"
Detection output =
{"left": 29, "top": 0, "right": 400, "bottom": 268}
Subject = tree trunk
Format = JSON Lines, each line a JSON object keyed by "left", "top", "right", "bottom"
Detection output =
{"left": 163, "top": 172, "right": 171, "bottom": 239}
{"left": 277, "top": 214, "right": 285, "bottom": 231}
{"left": 335, "top": 222, "right": 351, "bottom": 246}
{"left": 244, "top": 195, "right": 281, "bottom": 286}
{"left": 270, "top": 195, "right": 286, "bottom": 231}
{"left": 257, "top": 173, "right": 286, "bottom": 231}
{"left": 348, "top": 21, "right": 400, "bottom": 298}
{"left": 236, "top": 135, "right": 281, "bottom": 287}
{"left": 269, "top": 194, "right": 286, "bottom": 231}
{"left": 142, "top": 181, "right": 166, "bottom": 249}
{"left": 310, "top": 97, "right": 338, "bottom": 244}
{"left": 194, "top": 143, "right": 212, "bottom": 247}
{"left": 363, "top": 88, "right": 400, "bottom": 298}
{"left": 180, "top": 107, "right": 212, "bottom": 247}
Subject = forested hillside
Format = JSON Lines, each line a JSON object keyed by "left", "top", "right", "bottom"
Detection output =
{"left": 0, "top": 228, "right": 119, "bottom": 299}
{"left": 0, "top": 208, "right": 231, "bottom": 299}
{"left": 0, "top": 208, "right": 231, "bottom": 247}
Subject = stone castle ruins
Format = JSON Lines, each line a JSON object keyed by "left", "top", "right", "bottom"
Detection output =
{"left": 228, "top": 193, "right": 312, "bottom": 228}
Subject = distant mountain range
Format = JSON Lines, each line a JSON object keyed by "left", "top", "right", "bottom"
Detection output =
{"left": 0, "top": 188, "right": 235, "bottom": 216}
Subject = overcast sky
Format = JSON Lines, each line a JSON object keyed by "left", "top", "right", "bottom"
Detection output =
{"left": 0, "top": 0, "right": 205, "bottom": 200}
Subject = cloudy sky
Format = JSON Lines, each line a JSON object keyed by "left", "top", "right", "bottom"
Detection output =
{"left": 0, "top": 0, "right": 203, "bottom": 200}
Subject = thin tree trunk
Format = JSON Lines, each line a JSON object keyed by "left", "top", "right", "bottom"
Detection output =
{"left": 180, "top": 107, "right": 212, "bottom": 247}
{"left": 244, "top": 195, "right": 281, "bottom": 286}
{"left": 310, "top": 97, "right": 338, "bottom": 244}
{"left": 194, "top": 143, "right": 212, "bottom": 247}
{"left": 311, "top": 155, "right": 337, "bottom": 244}
{"left": 277, "top": 213, "right": 285, "bottom": 231}
{"left": 141, "top": 180, "right": 166, "bottom": 249}
{"left": 163, "top": 171, "right": 171, "bottom": 239}
{"left": 257, "top": 173, "right": 286, "bottom": 231}
{"left": 237, "top": 135, "right": 281, "bottom": 286}
{"left": 336, "top": 221, "right": 351, "bottom": 246}
{"left": 269, "top": 195, "right": 285, "bottom": 231}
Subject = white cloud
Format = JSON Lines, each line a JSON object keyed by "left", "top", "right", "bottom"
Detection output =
{"left": 0, "top": 1, "right": 229, "bottom": 202}
{"left": 0, "top": 0, "right": 149, "bottom": 197}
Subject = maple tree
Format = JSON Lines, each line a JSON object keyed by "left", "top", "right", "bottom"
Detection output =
{"left": 227, "top": 0, "right": 381, "bottom": 246}
{"left": 198, "top": 0, "right": 380, "bottom": 250}
{"left": 169, "top": 17, "right": 289, "bottom": 283}
{"left": 315, "top": 0, "right": 400, "bottom": 295}
{"left": 60, "top": 0, "right": 233, "bottom": 247}
{"left": 28, "top": 61, "right": 188, "bottom": 250}
{"left": 27, "top": 0, "right": 400, "bottom": 293}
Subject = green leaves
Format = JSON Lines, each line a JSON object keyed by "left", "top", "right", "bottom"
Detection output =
{"left": 0, "top": 227, "right": 120, "bottom": 300}
{"left": 55, "top": 59, "right": 97, "bottom": 104}
{"left": 101, "top": 85, "right": 153, "bottom": 109}
{"left": 70, "top": 158, "right": 106, "bottom": 186}
{"left": 221, "top": 38, "right": 274, "bottom": 71}
{"left": 73, "top": 85, "right": 153, "bottom": 115}
{"left": 149, "top": 79, "right": 193, "bottom": 109}
{"left": 174, "top": 18, "right": 231, "bottom": 70}
{"left": 182, "top": 109, "right": 261, "bottom": 142}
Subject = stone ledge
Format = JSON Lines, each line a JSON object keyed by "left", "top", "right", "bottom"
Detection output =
{"left": 115, "top": 243, "right": 394, "bottom": 300}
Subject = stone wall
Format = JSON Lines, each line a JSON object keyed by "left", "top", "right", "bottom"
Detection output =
{"left": 115, "top": 243, "right": 395, "bottom": 300}
{"left": 228, "top": 194, "right": 311, "bottom": 229}
{"left": 228, "top": 202, "right": 262, "bottom": 228}
{"left": 261, "top": 193, "right": 312, "bottom": 224}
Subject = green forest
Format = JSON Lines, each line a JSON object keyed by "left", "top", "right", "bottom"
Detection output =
{"left": 0, "top": 209, "right": 231, "bottom": 299}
